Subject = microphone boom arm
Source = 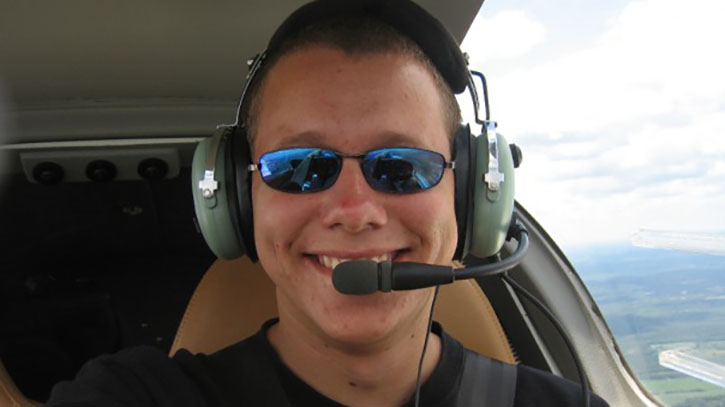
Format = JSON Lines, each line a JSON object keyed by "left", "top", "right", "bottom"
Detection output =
{"left": 332, "top": 221, "right": 529, "bottom": 295}
{"left": 454, "top": 222, "right": 529, "bottom": 281}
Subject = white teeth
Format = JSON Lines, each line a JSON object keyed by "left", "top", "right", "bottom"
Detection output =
{"left": 317, "top": 253, "right": 393, "bottom": 269}
{"left": 330, "top": 257, "right": 344, "bottom": 270}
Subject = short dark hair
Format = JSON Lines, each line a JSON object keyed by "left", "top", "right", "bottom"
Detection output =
{"left": 242, "top": 15, "right": 462, "bottom": 150}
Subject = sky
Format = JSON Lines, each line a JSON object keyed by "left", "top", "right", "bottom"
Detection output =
{"left": 460, "top": 0, "right": 725, "bottom": 249}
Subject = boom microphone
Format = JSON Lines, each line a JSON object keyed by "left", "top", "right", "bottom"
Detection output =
{"left": 332, "top": 221, "right": 529, "bottom": 295}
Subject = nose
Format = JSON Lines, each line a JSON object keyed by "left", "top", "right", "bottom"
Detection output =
{"left": 319, "top": 158, "right": 388, "bottom": 233}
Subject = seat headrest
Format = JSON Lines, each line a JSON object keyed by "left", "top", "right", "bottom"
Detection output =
{"left": 171, "top": 257, "right": 516, "bottom": 364}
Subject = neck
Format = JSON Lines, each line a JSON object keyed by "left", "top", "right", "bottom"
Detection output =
{"left": 268, "top": 297, "right": 442, "bottom": 407}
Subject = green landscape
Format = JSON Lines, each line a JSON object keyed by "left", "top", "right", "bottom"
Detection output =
{"left": 568, "top": 244, "right": 725, "bottom": 406}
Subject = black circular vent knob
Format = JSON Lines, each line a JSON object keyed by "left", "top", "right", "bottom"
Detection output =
{"left": 32, "top": 162, "right": 64, "bottom": 185}
{"left": 138, "top": 158, "right": 168, "bottom": 181}
{"left": 86, "top": 160, "right": 117, "bottom": 182}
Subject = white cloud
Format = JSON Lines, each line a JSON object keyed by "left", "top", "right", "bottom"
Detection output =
{"left": 462, "top": 10, "right": 547, "bottom": 61}
{"left": 488, "top": 0, "right": 725, "bottom": 135}
{"left": 463, "top": 0, "right": 725, "bottom": 247}
{"left": 708, "top": 162, "right": 725, "bottom": 177}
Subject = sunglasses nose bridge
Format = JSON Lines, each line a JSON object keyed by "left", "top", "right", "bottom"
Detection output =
{"left": 332, "top": 154, "right": 373, "bottom": 191}
{"left": 332, "top": 152, "right": 373, "bottom": 188}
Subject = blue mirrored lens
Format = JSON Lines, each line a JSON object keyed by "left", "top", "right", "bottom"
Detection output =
{"left": 362, "top": 148, "right": 445, "bottom": 193}
{"left": 258, "top": 148, "right": 340, "bottom": 192}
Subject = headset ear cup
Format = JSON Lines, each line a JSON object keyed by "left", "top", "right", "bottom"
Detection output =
{"left": 191, "top": 127, "right": 248, "bottom": 259}
{"left": 469, "top": 130, "right": 516, "bottom": 258}
{"left": 453, "top": 125, "right": 475, "bottom": 261}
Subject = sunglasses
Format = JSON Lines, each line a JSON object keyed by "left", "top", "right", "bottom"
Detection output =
{"left": 248, "top": 147, "right": 454, "bottom": 194}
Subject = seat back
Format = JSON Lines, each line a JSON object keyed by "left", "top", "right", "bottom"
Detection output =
{"left": 0, "top": 360, "right": 40, "bottom": 407}
{"left": 171, "top": 257, "right": 516, "bottom": 364}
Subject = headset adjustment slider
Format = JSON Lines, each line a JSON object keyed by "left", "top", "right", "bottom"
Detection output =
{"left": 199, "top": 170, "right": 219, "bottom": 199}
{"left": 483, "top": 121, "right": 504, "bottom": 191}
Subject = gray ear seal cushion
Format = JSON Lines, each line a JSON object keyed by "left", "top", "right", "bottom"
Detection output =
{"left": 229, "top": 128, "right": 258, "bottom": 261}
{"left": 453, "top": 125, "right": 475, "bottom": 261}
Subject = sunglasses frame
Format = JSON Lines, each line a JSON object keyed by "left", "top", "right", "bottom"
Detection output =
{"left": 248, "top": 147, "right": 455, "bottom": 194}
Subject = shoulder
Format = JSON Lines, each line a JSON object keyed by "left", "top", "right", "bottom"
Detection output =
{"left": 515, "top": 364, "right": 610, "bottom": 407}
{"left": 186, "top": 331, "right": 270, "bottom": 386}
{"left": 46, "top": 345, "right": 212, "bottom": 407}
{"left": 440, "top": 325, "right": 609, "bottom": 407}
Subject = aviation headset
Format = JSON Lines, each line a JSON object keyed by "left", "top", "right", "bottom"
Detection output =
{"left": 191, "top": 0, "right": 519, "bottom": 263}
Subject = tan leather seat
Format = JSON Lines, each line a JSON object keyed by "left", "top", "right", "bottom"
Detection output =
{"left": 171, "top": 257, "right": 516, "bottom": 364}
{"left": 0, "top": 361, "right": 39, "bottom": 407}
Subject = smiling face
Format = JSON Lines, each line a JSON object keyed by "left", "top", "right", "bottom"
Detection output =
{"left": 251, "top": 45, "right": 458, "bottom": 347}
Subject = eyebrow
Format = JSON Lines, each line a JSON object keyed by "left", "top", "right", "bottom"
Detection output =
{"left": 274, "top": 131, "right": 327, "bottom": 149}
{"left": 373, "top": 131, "right": 425, "bottom": 148}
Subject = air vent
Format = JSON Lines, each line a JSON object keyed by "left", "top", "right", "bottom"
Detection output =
{"left": 20, "top": 147, "right": 181, "bottom": 184}
{"left": 137, "top": 158, "right": 169, "bottom": 181}
{"left": 86, "top": 160, "right": 117, "bottom": 182}
{"left": 32, "top": 162, "right": 64, "bottom": 185}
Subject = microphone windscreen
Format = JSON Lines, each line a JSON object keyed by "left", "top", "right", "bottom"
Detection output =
{"left": 332, "top": 260, "right": 379, "bottom": 295}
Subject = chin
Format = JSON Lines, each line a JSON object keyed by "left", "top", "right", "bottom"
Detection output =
{"left": 313, "top": 290, "right": 423, "bottom": 346}
{"left": 321, "top": 318, "right": 396, "bottom": 347}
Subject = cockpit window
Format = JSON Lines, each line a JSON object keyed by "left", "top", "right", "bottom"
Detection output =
{"left": 463, "top": 1, "right": 725, "bottom": 405}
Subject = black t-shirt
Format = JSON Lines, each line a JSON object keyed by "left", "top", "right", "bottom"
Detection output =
{"left": 47, "top": 319, "right": 609, "bottom": 406}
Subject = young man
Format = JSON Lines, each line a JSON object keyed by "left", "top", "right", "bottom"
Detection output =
{"left": 47, "top": 1, "right": 608, "bottom": 406}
